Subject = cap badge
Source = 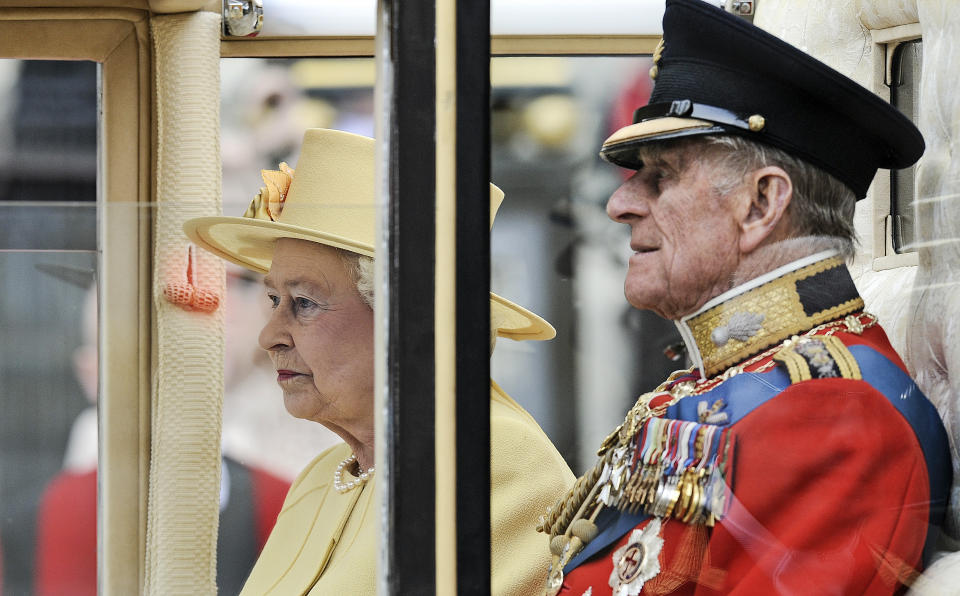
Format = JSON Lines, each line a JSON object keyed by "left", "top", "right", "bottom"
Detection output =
{"left": 748, "top": 114, "right": 766, "bottom": 132}
{"left": 666, "top": 99, "right": 693, "bottom": 118}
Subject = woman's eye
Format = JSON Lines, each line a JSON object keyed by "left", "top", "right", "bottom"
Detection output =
{"left": 295, "top": 297, "right": 317, "bottom": 311}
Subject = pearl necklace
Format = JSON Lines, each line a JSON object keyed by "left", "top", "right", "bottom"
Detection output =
{"left": 333, "top": 453, "right": 375, "bottom": 493}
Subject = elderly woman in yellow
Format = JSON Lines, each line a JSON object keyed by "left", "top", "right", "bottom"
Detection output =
{"left": 184, "top": 128, "right": 573, "bottom": 595}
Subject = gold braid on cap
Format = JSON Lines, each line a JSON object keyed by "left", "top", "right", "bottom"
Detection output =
{"left": 650, "top": 38, "right": 665, "bottom": 80}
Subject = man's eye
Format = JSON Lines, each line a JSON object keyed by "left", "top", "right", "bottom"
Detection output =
{"left": 650, "top": 170, "right": 666, "bottom": 188}
{"left": 267, "top": 294, "right": 280, "bottom": 308}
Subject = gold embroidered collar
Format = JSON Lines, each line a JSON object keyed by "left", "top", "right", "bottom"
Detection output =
{"left": 675, "top": 250, "right": 864, "bottom": 378}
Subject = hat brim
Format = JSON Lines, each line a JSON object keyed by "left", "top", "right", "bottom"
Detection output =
{"left": 600, "top": 116, "right": 725, "bottom": 169}
{"left": 184, "top": 215, "right": 556, "bottom": 341}
{"left": 185, "top": 215, "right": 375, "bottom": 274}
{"left": 490, "top": 292, "right": 556, "bottom": 341}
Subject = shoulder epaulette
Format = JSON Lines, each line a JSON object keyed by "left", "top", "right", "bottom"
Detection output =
{"left": 774, "top": 335, "right": 862, "bottom": 383}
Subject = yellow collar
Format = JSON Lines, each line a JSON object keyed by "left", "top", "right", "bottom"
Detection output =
{"left": 675, "top": 250, "right": 864, "bottom": 378}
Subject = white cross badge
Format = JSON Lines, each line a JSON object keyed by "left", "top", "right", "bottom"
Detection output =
{"left": 608, "top": 518, "right": 664, "bottom": 596}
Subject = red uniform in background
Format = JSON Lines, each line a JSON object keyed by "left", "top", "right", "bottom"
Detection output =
{"left": 35, "top": 459, "right": 289, "bottom": 596}
{"left": 35, "top": 470, "right": 96, "bottom": 596}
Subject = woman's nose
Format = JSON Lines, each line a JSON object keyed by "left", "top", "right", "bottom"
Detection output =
{"left": 258, "top": 305, "right": 291, "bottom": 352}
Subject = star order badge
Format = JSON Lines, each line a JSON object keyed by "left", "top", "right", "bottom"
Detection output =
{"left": 609, "top": 518, "right": 664, "bottom": 596}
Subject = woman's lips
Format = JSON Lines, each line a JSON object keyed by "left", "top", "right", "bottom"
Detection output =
{"left": 276, "top": 369, "right": 307, "bottom": 383}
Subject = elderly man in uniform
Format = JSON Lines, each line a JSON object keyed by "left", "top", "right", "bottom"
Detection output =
{"left": 539, "top": 1, "right": 952, "bottom": 594}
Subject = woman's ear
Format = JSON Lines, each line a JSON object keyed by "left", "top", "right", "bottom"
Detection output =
{"left": 738, "top": 166, "right": 792, "bottom": 254}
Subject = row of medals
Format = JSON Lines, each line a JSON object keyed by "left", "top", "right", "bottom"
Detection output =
{"left": 601, "top": 416, "right": 732, "bottom": 526}
{"left": 544, "top": 382, "right": 733, "bottom": 595}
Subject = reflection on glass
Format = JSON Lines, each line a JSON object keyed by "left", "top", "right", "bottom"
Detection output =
{"left": 890, "top": 39, "right": 922, "bottom": 253}
{"left": 0, "top": 57, "right": 310, "bottom": 595}
{"left": 486, "top": 56, "right": 681, "bottom": 472}
{"left": 0, "top": 251, "right": 97, "bottom": 596}
{"left": 220, "top": 58, "right": 354, "bottom": 476}
{"left": 0, "top": 59, "right": 99, "bottom": 595}
{"left": 221, "top": 56, "right": 679, "bottom": 476}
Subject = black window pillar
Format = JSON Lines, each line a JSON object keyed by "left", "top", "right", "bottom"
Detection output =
{"left": 376, "top": 0, "right": 491, "bottom": 592}
{"left": 377, "top": 0, "right": 437, "bottom": 593}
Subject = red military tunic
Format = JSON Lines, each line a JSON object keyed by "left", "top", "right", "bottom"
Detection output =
{"left": 542, "top": 253, "right": 951, "bottom": 596}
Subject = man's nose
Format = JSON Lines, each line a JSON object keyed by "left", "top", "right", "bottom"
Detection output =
{"left": 606, "top": 172, "right": 648, "bottom": 223}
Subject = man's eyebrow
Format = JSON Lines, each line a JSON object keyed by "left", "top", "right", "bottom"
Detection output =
{"left": 653, "top": 151, "right": 684, "bottom": 172}
{"left": 657, "top": 157, "right": 689, "bottom": 179}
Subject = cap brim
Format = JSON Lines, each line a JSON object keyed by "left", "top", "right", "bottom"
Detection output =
{"left": 185, "top": 216, "right": 556, "bottom": 342}
{"left": 600, "top": 116, "right": 723, "bottom": 168}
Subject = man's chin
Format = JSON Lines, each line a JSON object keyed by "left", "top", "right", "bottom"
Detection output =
{"left": 624, "top": 289, "right": 682, "bottom": 321}
{"left": 624, "top": 291, "right": 659, "bottom": 316}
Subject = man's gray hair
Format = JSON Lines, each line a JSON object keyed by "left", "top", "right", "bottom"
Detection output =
{"left": 702, "top": 134, "right": 858, "bottom": 258}
{"left": 635, "top": 135, "right": 858, "bottom": 258}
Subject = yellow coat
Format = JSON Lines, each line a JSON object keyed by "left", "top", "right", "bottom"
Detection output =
{"left": 239, "top": 382, "right": 574, "bottom": 595}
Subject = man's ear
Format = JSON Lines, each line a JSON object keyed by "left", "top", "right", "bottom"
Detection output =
{"left": 738, "top": 166, "right": 792, "bottom": 254}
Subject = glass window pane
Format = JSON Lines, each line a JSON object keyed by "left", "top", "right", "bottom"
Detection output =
{"left": 220, "top": 58, "right": 351, "bottom": 590}
{"left": 220, "top": 57, "right": 357, "bottom": 471}
{"left": 0, "top": 59, "right": 98, "bottom": 595}
{"left": 220, "top": 56, "right": 676, "bottom": 481}
{"left": 487, "top": 56, "right": 685, "bottom": 472}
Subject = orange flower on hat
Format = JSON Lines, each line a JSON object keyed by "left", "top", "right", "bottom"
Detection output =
{"left": 243, "top": 162, "right": 295, "bottom": 221}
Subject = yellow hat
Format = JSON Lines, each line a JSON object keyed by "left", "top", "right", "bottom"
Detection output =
{"left": 185, "top": 128, "right": 555, "bottom": 341}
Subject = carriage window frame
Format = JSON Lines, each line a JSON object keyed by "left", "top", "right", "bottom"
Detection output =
{"left": 871, "top": 23, "right": 922, "bottom": 271}
{"left": 220, "top": 37, "right": 662, "bottom": 58}
{"left": 0, "top": 10, "right": 152, "bottom": 594}
{"left": 888, "top": 38, "right": 921, "bottom": 255}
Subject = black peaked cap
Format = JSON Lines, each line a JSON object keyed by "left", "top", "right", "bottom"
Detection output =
{"left": 600, "top": 0, "right": 924, "bottom": 199}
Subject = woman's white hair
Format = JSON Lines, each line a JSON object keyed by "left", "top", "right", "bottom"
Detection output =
{"left": 337, "top": 249, "right": 500, "bottom": 352}
{"left": 338, "top": 251, "right": 375, "bottom": 308}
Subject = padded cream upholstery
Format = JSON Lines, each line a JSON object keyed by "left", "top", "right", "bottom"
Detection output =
{"left": 856, "top": 0, "right": 919, "bottom": 29}
{"left": 0, "top": 0, "right": 217, "bottom": 11}
{"left": 904, "top": 1, "right": 960, "bottom": 590}
{"left": 145, "top": 10, "right": 225, "bottom": 596}
{"left": 755, "top": 1, "right": 919, "bottom": 357}
{"left": 758, "top": 1, "right": 960, "bottom": 591}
